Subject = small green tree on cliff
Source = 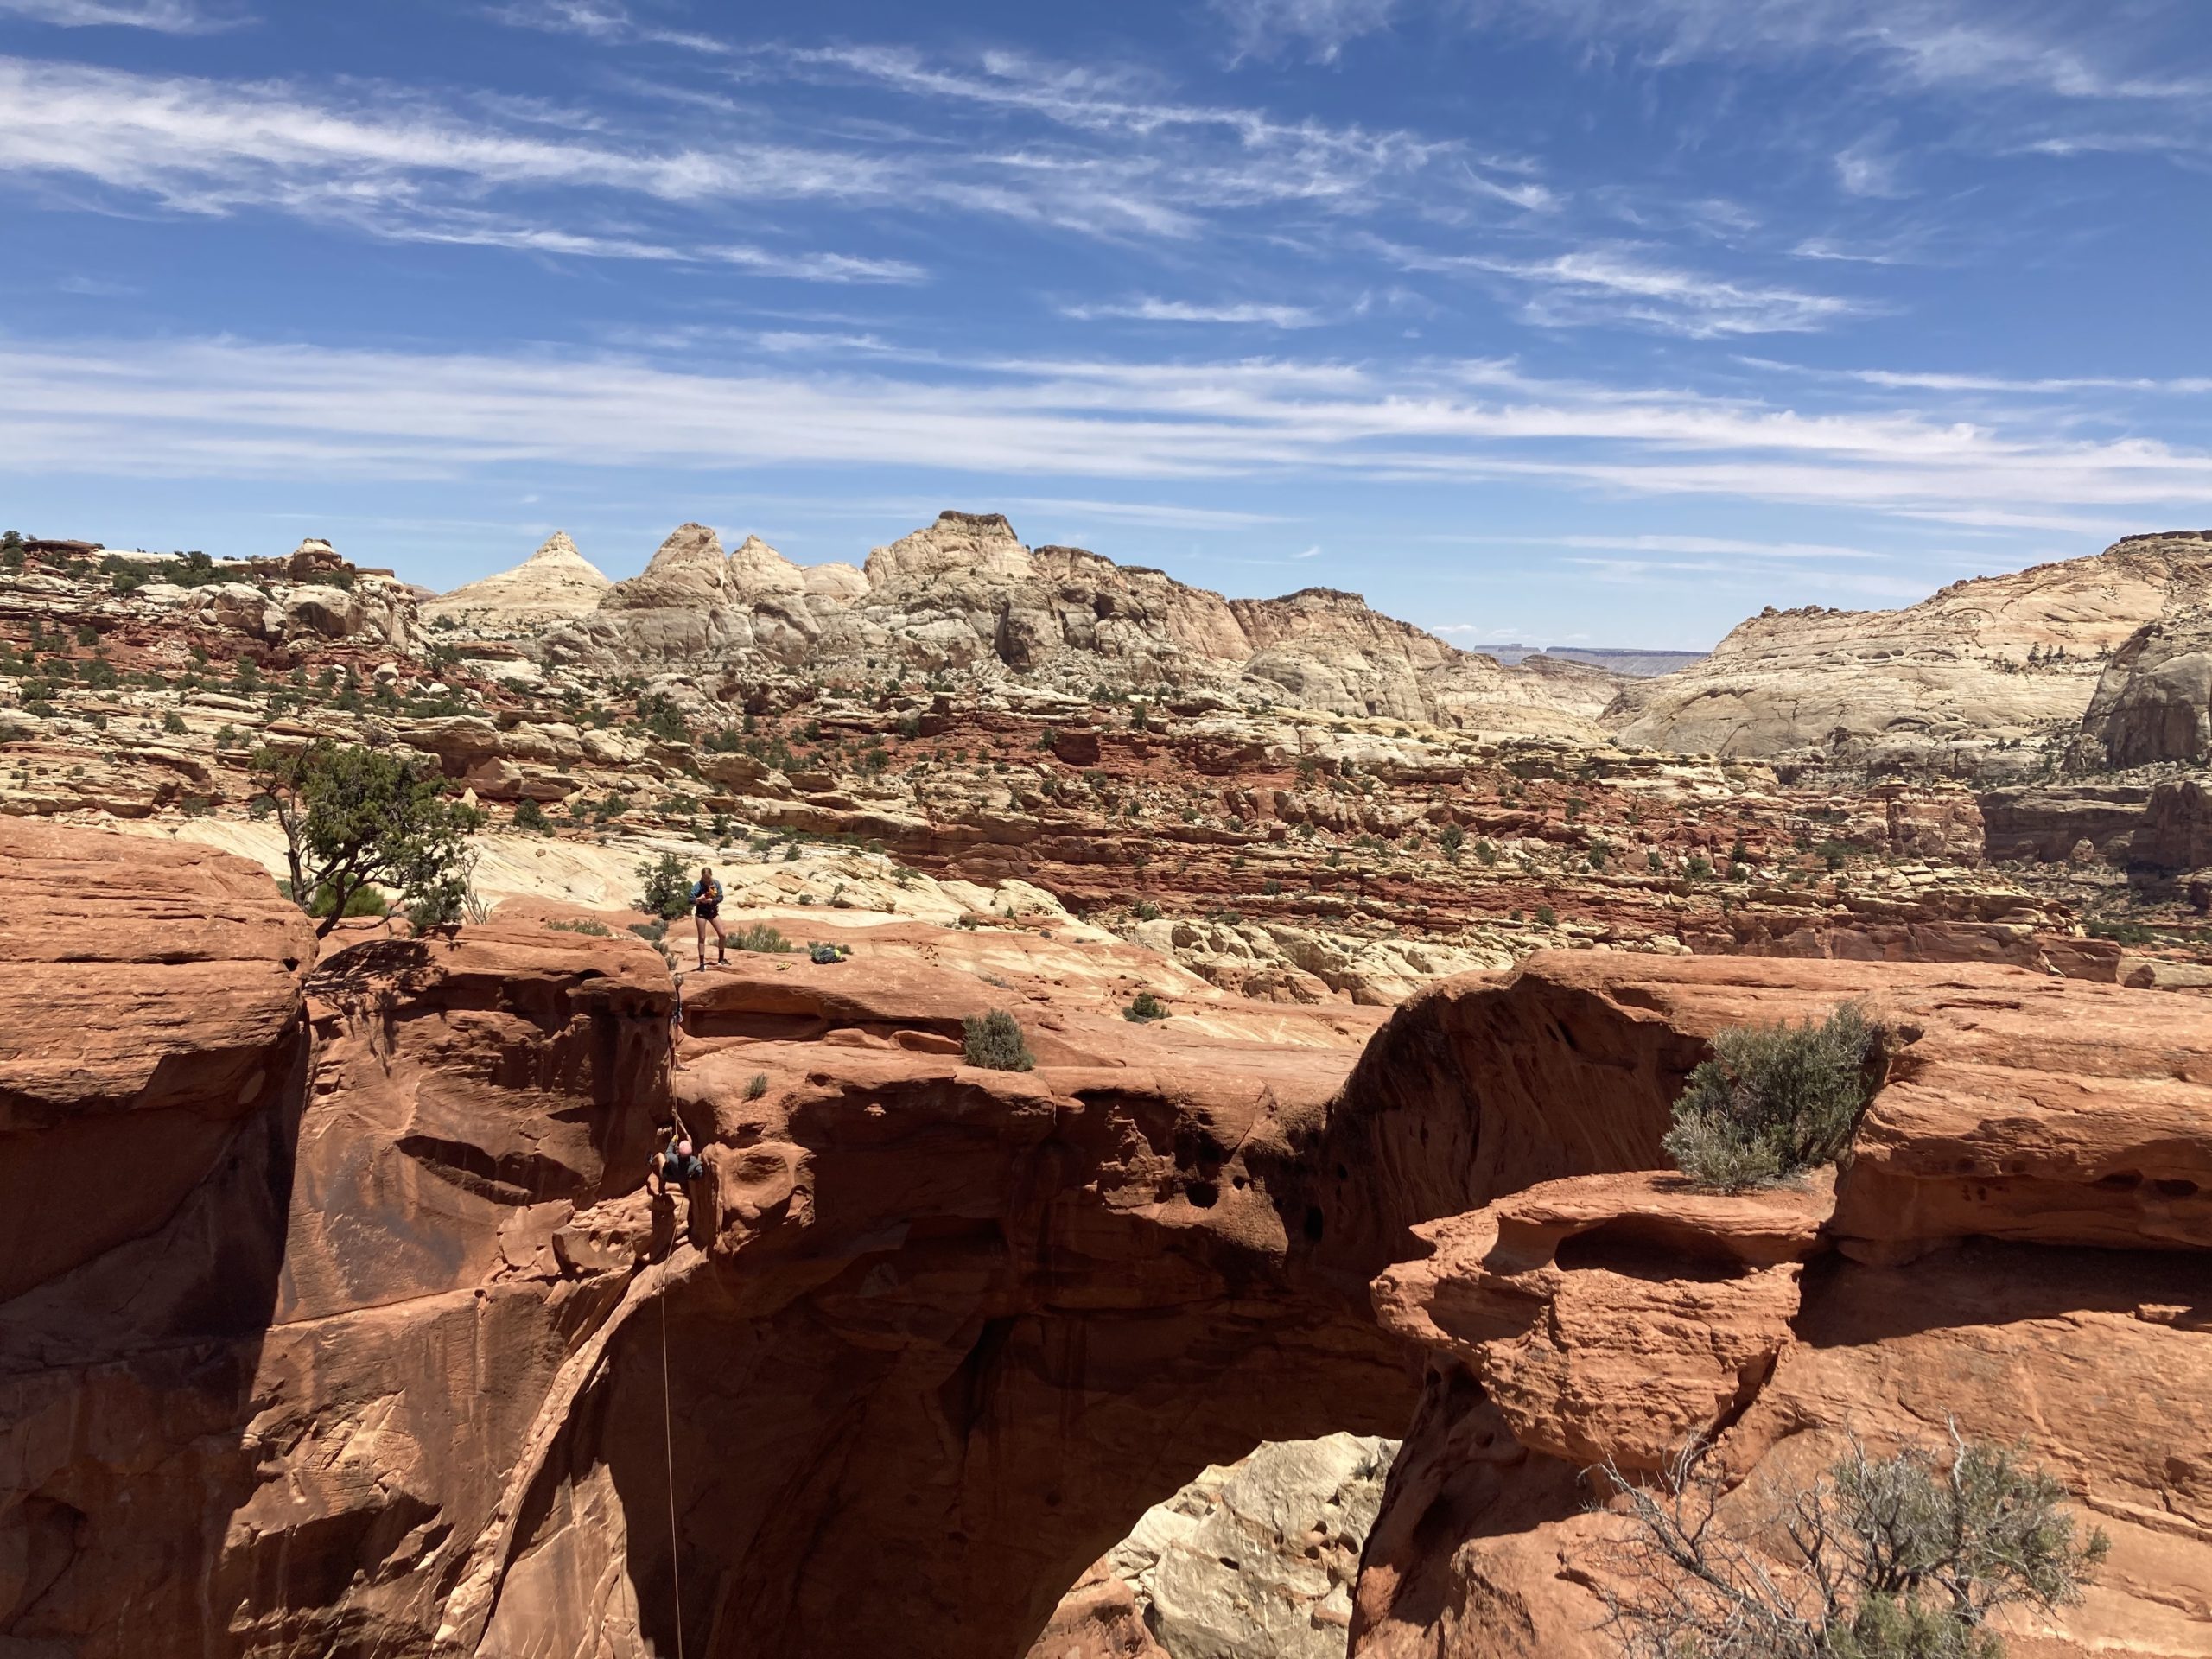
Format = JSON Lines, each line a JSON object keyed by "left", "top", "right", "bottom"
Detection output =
{"left": 251, "top": 741, "right": 484, "bottom": 937}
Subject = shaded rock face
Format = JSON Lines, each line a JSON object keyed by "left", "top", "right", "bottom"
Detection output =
{"left": 1352, "top": 954, "right": 2212, "bottom": 1659}
{"left": 1606, "top": 531, "right": 2212, "bottom": 777}
{"left": 467, "top": 967, "right": 1423, "bottom": 1659}
{"left": 1979, "top": 781, "right": 2153, "bottom": 861}
{"left": 512, "top": 511, "right": 1616, "bottom": 736}
{"left": 2136, "top": 776, "right": 2212, "bottom": 873}
{"left": 1028, "top": 1433, "right": 1399, "bottom": 1659}
{"left": 0, "top": 828, "right": 677, "bottom": 1659}
{"left": 2073, "top": 576, "right": 2212, "bottom": 768}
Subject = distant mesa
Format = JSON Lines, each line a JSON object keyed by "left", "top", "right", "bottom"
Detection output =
{"left": 1485, "top": 645, "right": 1711, "bottom": 677}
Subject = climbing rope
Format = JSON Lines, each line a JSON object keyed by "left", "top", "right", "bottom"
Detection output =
{"left": 658, "top": 1270, "right": 686, "bottom": 1659}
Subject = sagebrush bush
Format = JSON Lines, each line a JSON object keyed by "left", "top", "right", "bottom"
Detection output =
{"left": 1123, "top": 990, "right": 1168, "bottom": 1023}
{"left": 731, "top": 921, "right": 793, "bottom": 954}
{"left": 1600, "top": 1430, "right": 2107, "bottom": 1659}
{"left": 963, "top": 1009, "right": 1034, "bottom": 1071}
{"left": 1664, "top": 1001, "right": 1882, "bottom": 1190}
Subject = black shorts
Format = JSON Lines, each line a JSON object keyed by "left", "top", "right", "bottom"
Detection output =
{"left": 695, "top": 901, "right": 720, "bottom": 920}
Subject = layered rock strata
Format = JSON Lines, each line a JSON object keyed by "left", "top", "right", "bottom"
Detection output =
{"left": 1606, "top": 531, "right": 2212, "bottom": 776}
{"left": 516, "top": 512, "right": 1621, "bottom": 736}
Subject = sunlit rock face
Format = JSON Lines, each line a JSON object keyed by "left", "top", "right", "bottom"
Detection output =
{"left": 1606, "top": 531, "right": 2212, "bottom": 778}
{"left": 4, "top": 818, "right": 2208, "bottom": 1659}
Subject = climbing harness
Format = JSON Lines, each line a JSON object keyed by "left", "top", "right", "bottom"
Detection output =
{"left": 658, "top": 1273, "right": 685, "bottom": 1659}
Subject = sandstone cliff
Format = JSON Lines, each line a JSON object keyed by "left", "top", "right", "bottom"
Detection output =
{"left": 468, "top": 511, "right": 1618, "bottom": 737}
{"left": 1605, "top": 531, "right": 2212, "bottom": 777}
{"left": 5, "top": 832, "right": 2209, "bottom": 1658}
{"left": 2072, "top": 556, "right": 2212, "bottom": 769}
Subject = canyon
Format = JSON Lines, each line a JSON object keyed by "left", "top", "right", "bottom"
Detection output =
{"left": 1, "top": 517, "right": 2209, "bottom": 1657}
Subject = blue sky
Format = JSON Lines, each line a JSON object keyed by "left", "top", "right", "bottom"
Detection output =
{"left": 2, "top": 0, "right": 2209, "bottom": 647}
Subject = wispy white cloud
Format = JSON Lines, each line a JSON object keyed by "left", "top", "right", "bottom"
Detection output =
{"left": 0, "top": 0, "right": 234, "bottom": 30}
{"left": 1063, "top": 297, "right": 1322, "bottom": 327}
{"left": 761, "top": 43, "right": 1550, "bottom": 216}
{"left": 1373, "top": 238, "right": 1868, "bottom": 336}
{"left": 0, "top": 47, "right": 1533, "bottom": 264}
{"left": 1834, "top": 132, "right": 1906, "bottom": 198}
{"left": 1000, "top": 497, "right": 1297, "bottom": 529}
{"left": 485, "top": 0, "right": 728, "bottom": 54}
{"left": 1745, "top": 358, "right": 2212, "bottom": 396}
{"left": 6, "top": 335, "right": 2211, "bottom": 534}
{"left": 1459, "top": 0, "right": 2212, "bottom": 103}
{"left": 1434, "top": 532, "right": 1889, "bottom": 559}
{"left": 1564, "top": 556, "right": 1935, "bottom": 600}
{"left": 0, "top": 54, "right": 926, "bottom": 246}
{"left": 1293, "top": 543, "right": 1325, "bottom": 557}
{"left": 1211, "top": 0, "right": 1401, "bottom": 62}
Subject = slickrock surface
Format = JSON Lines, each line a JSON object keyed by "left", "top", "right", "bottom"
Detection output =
{"left": 1606, "top": 531, "right": 2212, "bottom": 776}
{"left": 422, "top": 531, "right": 610, "bottom": 633}
{"left": 1353, "top": 952, "right": 2212, "bottom": 1659}
{"left": 0, "top": 817, "right": 315, "bottom": 1305}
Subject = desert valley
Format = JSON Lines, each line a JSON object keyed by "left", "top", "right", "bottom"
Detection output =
{"left": 0, "top": 512, "right": 2206, "bottom": 1657}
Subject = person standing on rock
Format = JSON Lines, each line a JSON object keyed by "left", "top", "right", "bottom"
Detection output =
{"left": 690, "top": 866, "right": 727, "bottom": 970}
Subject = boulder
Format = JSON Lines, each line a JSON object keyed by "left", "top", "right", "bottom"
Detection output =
{"left": 1029, "top": 1433, "right": 1398, "bottom": 1659}
{"left": 0, "top": 819, "right": 314, "bottom": 1304}
{"left": 1977, "top": 782, "right": 2152, "bottom": 861}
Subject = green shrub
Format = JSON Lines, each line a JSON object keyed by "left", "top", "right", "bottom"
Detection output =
{"left": 963, "top": 1009, "right": 1034, "bottom": 1071}
{"left": 1132, "top": 899, "right": 1161, "bottom": 922}
{"left": 1124, "top": 990, "right": 1168, "bottom": 1023}
{"left": 1439, "top": 823, "right": 1466, "bottom": 861}
{"left": 731, "top": 921, "right": 793, "bottom": 954}
{"left": 162, "top": 710, "right": 188, "bottom": 736}
{"left": 745, "top": 1072, "right": 769, "bottom": 1100}
{"left": 546, "top": 917, "right": 612, "bottom": 937}
{"left": 629, "top": 918, "right": 668, "bottom": 944}
{"left": 1602, "top": 1432, "right": 2106, "bottom": 1659}
{"left": 636, "top": 852, "right": 690, "bottom": 920}
{"left": 1663, "top": 1002, "right": 1883, "bottom": 1191}
{"left": 308, "top": 881, "right": 389, "bottom": 919}
{"left": 513, "top": 798, "right": 551, "bottom": 833}
{"left": 1535, "top": 904, "right": 1557, "bottom": 927}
